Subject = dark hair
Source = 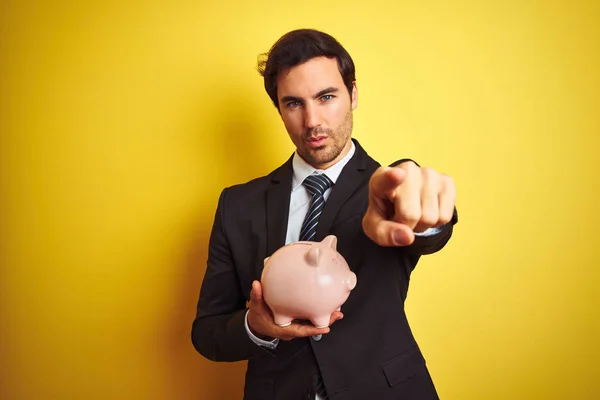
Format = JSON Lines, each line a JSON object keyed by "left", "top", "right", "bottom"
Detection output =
{"left": 257, "top": 29, "right": 356, "bottom": 110}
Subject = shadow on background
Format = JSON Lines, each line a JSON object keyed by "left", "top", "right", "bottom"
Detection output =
{"left": 158, "top": 87, "right": 280, "bottom": 399}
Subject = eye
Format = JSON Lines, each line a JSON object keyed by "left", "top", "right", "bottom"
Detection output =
{"left": 286, "top": 100, "right": 301, "bottom": 108}
{"left": 320, "top": 94, "right": 334, "bottom": 102}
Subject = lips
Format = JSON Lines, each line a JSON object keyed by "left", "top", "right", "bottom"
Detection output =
{"left": 306, "top": 136, "right": 327, "bottom": 148}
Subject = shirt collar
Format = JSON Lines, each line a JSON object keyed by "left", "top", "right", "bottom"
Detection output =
{"left": 291, "top": 141, "right": 356, "bottom": 191}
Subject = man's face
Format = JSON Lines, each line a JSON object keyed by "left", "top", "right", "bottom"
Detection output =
{"left": 276, "top": 56, "right": 358, "bottom": 169}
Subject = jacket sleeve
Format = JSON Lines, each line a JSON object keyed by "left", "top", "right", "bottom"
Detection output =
{"left": 191, "top": 188, "right": 258, "bottom": 362}
{"left": 407, "top": 207, "right": 458, "bottom": 255}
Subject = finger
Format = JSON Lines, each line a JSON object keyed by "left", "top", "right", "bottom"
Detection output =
{"left": 414, "top": 168, "right": 440, "bottom": 233}
{"left": 250, "top": 280, "right": 263, "bottom": 303}
{"left": 393, "top": 166, "right": 421, "bottom": 230}
{"left": 297, "top": 324, "right": 330, "bottom": 337}
{"left": 362, "top": 215, "right": 415, "bottom": 247}
{"left": 437, "top": 176, "right": 456, "bottom": 226}
{"left": 248, "top": 281, "right": 275, "bottom": 339}
{"left": 250, "top": 281, "right": 273, "bottom": 318}
{"left": 329, "top": 311, "right": 344, "bottom": 325}
{"left": 280, "top": 322, "right": 330, "bottom": 339}
{"left": 276, "top": 312, "right": 344, "bottom": 340}
{"left": 369, "top": 167, "right": 407, "bottom": 199}
{"left": 362, "top": 196, "right": 387, "bottom": 240}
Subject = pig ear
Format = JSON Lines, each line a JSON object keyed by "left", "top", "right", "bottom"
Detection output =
{"left": 305, "top": 247, "right": 321, "bottom": 267}
{"left": 263, "top": 257, "right": 269, "bottom": 266}
{"left": 322, "top": 235, "right": 338, "bottom": 250}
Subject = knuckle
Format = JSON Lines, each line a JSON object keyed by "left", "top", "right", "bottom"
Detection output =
{"left": 443, "top": 175, "right": 455, "bottom": 191}
{"left": 249, "top": 298, "right": 260, "bottom": 308}
{"left": 399, "top": 208, "right": 421, "bottom": 224}
{"left": 419, "top": 212, "right": 438, "bottom": 227}
{"left": 375, "top": 222, "right": 392, "bottom": 242}
{"left": 438, "top": 209, "right": 453, "bottom": 225}
{"left": 421, "top": 167, "right": 435, "bottom": 179}
{"left": 438, "top": 214, "right": 451, "bottom": 226}
{"left": 291, "top": 325, "right": 302, "bottom": 337}
{"left": 402, "top": 160, "right": 418, "bottom": 171}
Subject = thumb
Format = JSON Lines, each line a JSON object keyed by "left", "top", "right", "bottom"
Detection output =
{"left": 362, "top": 218, "right": 415, "bottom": 247}
{"left": 251, "top": 280, "right": 263, "bottom": 302}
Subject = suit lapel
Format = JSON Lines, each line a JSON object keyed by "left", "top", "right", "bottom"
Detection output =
{"left": 266, "top": 156, "right": 294, "bottom": 257}
{"left": 315, "top": 140, "right": 380, "bottom": 241}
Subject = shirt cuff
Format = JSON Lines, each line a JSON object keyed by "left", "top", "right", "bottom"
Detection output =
{"left": 414, "top": 226, "right": 443, "bottom": 237}
{"left": 244, "top": 310, "right": 279, "bottom": 350}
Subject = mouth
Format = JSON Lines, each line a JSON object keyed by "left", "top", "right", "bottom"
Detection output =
{"left": 305, "top": 136, "right": 328, "bottom": 148}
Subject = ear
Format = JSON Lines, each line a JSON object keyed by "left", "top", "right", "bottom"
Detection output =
{"left": 263, "top": 257, "right": 269, "bottom": 266}
{"left": 351, "top": 81, "right": 358, "bottom": 111}
{"left": 321, "top": 235, "right": 337, "bottom": 250}
{"left": 305, "top": 247, "right": 321, "bottom": 267}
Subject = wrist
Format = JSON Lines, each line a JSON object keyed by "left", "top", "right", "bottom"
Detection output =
{"left": 247, "top": 310, "right": 273, "bottom": 340}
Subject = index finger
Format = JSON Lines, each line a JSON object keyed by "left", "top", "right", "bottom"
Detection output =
{"left": 369, "top": 167, "right": 407, "bottom": 199}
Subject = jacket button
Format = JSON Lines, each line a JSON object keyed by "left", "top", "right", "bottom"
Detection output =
{"left": 311, "top": 334, "right": 322, "bottom": 341}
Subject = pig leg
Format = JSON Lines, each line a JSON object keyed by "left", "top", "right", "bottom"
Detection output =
{"left": 273, "top": 314, "right": 293, "bottom": 327}
{"left": 311, "top": 315, "right": 331, "bottom": 329}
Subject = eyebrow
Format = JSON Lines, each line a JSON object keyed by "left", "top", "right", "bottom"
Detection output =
{"left": 280, "top": 86, "right": 340, "bottom": 104}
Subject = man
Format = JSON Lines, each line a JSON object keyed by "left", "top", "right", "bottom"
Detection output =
{"left": 192, "top": 29, "right": 457, "bottom": 400}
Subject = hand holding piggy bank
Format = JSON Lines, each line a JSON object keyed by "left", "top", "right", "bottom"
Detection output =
{"left": 260, "top": 235, "right": 357, "bottom": 328}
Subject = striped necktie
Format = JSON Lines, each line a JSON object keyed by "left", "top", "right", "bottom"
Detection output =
{"left": 299, "top": 174, "right": 334, "bottom": 242}
{"left": 300, "top": 173, "right": 334, "bottom": 399}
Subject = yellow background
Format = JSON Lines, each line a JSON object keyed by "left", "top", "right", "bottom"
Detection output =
{"left": 1, "top": 1, "right": 598, "bottom": 399}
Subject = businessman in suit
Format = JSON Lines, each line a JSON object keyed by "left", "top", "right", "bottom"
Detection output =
{"left": 191, "top": 29, "right": 458, "bottom": 399}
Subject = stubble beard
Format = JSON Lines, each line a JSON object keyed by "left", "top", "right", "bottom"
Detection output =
{"left": 299, "top": 111, "right": 353, "bottom": 168}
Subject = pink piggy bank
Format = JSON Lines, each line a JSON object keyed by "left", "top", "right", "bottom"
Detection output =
{"left": 260, "top": 235, "right": 357, "bottom": 328}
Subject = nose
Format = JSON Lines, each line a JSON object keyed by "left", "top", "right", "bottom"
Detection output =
{"left": 304, "top": 102, "right": 320, "bottom": 130}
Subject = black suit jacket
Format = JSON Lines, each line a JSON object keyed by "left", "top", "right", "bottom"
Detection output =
{"left": 192, "top": 139, "right": 457, "bottom": 400}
